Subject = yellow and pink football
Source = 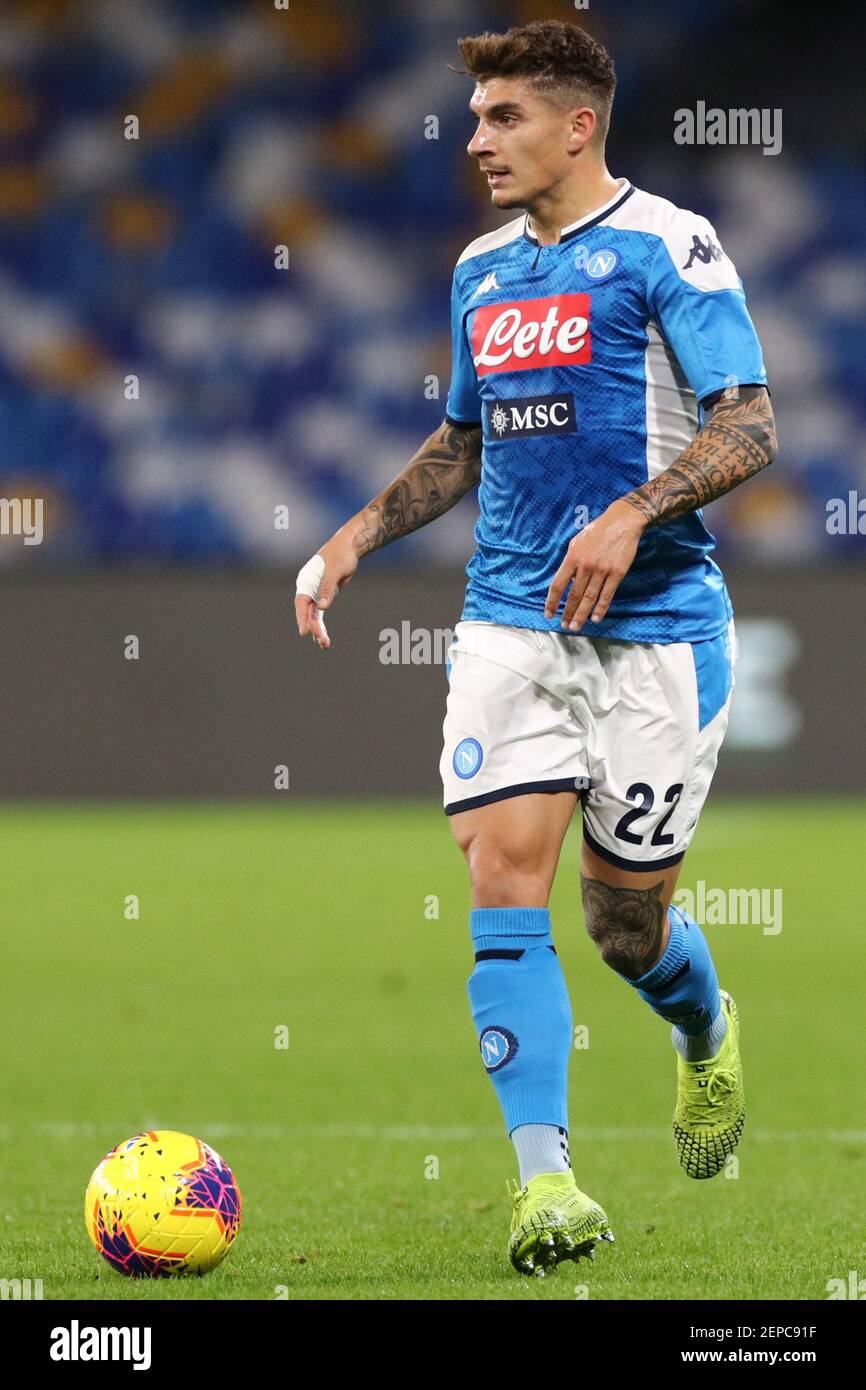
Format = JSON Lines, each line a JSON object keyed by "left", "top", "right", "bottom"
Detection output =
{"left": 85, "top": 1130, "right": 242, "bottom": 1276}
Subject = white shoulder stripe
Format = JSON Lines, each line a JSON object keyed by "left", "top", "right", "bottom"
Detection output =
{"left": 606, "top": 187, "right": 741, "bottom": 292}
{"left": 456, "top": 215, "right": 525, "bottom": 266}
{"left": 605, "top": 187, "right": 684, "bottom": 236}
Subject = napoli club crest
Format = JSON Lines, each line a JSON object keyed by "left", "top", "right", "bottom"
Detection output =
{"left": 584, "top": 248, "right": 619, "bottom": 282}
{"left": 479, "top": 1026, "right": 519, "bottom": 1072}
{"left": 453, "top": 738, "right": 483, "bottom": 779}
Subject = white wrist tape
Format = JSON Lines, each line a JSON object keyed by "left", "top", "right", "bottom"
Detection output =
{"left": 295, "top": 554, "right": 328, "bottom": 638}
{"left": 296, "top": 554, "right": 325, "bottom": 600}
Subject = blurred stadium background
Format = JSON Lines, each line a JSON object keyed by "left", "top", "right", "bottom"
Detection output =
{"left": 0, "top": 0, "right": 864, "bottom": 568}
{"left": 0, "top": 0, "right": 863, "bottom": 798}
{"left": 1, "top": 0, "right": 864, "bottom": 1306}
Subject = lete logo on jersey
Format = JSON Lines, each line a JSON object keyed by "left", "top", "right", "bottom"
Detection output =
{"left": 471, "top": 293, "right": 591, "bottom": 376}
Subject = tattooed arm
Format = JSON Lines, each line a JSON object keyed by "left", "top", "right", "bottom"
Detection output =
{"left": 621, "top": 384, "right": 777, "bottom": 528}
{"left": 353, "top": 418, "right": 484, "bottom": 556}
{"left": 545, "top": 384, "right": 777, "bottom": 632}
{"left": 295, "top": 418, "right": 483, "bottom": 648}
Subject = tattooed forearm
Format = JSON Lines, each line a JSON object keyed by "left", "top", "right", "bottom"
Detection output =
{"left": 622, "top": 385, "right": 777, "bottom": 528}
{"left": 353, "top": 420, "right": 483, "bottom": 557}
{"left": 581, "top": 875, "right": 667, "bottom": 980}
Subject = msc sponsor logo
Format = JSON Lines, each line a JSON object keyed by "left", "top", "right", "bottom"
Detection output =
{"left": 471, "top": 293, "right": 591, "bottom": 375}
{"left": 487, "top": 392, "right": 576, "bottom": 439}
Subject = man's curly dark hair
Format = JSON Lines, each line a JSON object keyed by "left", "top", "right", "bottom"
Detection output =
{"left": 455, "top": 20, "right": 616, "bottom": 144}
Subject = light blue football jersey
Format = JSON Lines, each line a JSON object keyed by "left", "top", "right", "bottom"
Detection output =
{"left": 445, "top": 180, "right": 768, "bottom": 642}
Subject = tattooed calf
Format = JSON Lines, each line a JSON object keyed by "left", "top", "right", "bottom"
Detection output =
{"left": 581, "top": 876, "right": 667, "bottom": 980}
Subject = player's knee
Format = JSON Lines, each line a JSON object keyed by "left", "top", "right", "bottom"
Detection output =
{"left": 580, "top": 873, "right": 667, "bottom": 980}
{"left": 462, "top": 834, "right": 548, "bottom": 907}
{"left": 583, "top": 908, "right": 640, "bottom": 976}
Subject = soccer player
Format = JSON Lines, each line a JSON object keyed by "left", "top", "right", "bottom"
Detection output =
{"left": 295, "top": 20, "right": 776, "bottom": 1276}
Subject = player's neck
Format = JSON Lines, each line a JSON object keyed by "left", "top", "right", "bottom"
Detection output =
{"left": 525, "top": 170, "right": 625, "bottom": 246}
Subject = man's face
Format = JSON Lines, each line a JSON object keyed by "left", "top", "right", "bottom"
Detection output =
{"left": 466, "top": 76, "right": 583, "bottom": 210}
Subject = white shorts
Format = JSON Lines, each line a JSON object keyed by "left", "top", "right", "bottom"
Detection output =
{"left": 440, "top": 618, "right": 737, "bottom": 872}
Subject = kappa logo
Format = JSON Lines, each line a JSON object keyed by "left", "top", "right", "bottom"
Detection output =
{"left": 682, "top": 234, "right": 723, "bottom": 269}
{"left": 479, "top": 1026, "right": 519, "bottom": 1073}
{"left": 472, "top": 270, "right": 501, "bottom": 299}
{"left": 471, "top": 293, "right": 591, "bottom": 375}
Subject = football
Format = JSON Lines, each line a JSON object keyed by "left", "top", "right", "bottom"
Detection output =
{"left": 84, "top": 1130, "right": 242, "bottom": 1277}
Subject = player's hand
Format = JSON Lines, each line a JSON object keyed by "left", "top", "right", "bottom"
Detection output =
{"left": 545, "top": 500, "right": 646, "bottom": 631}
{"left": 294, "top": 531, "right": 359, "bottom": 650}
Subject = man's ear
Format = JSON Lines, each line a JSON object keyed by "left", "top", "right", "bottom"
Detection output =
{"left": 567, "top": 105, "right": 597, "bottom": 153}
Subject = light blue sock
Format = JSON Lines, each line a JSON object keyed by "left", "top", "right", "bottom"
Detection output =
{"left": 467, "top": 907, "right": 573, "bottom": 1139}
{"left": 619, "top": 903, "right": 726, "bottom": 1060}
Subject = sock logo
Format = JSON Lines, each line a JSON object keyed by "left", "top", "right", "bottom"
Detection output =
{"left": 479, "top": 1025, "right": 519, "bottom": 1072}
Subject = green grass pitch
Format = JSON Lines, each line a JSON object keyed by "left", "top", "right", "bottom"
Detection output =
{"left": 1, "top": 798, "right": 861, "bottom": 1301}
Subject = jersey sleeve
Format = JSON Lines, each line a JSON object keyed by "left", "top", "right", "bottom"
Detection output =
{"left": 646, "top": 212, "right": 768, "bottom": 405}
{"left": 445, "top": 268, "right": 482, "bottom": 426}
